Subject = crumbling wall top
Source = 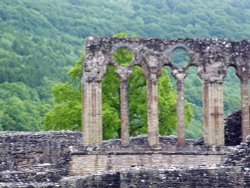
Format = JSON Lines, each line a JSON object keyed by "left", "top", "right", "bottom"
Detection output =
{"left": 83, "top": 37, "right": 250, "bottom": 82}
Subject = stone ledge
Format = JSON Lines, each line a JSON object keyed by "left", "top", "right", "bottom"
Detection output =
{"left": 71, "top": 151, "right": 229, "bottom": 155}
{"left": 70, "top": 152, "right": 226, "bottom": 176}
{"left": 70, "top": 135, "right": 232, "bottom": 155}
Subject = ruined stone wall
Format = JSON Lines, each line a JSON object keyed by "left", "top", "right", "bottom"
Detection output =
{"left": 82, "top": 37, "right": 250, "bottom": 147}
{"left": 61, "top": 167, "right": 250, "bottom": 188}
{"left": 225, "top": 110, "right": 242, "bottom": 146}
{"left": 0, "top": 131, "right": 82, "bottom": 187}
{"left": 0, "top": 131, "right": 82, "bottom": 171}
{"left": 0, "top": 132, "right": 249, "bottom": 187}
{"left": 223, "top": 109, "right": 250, "bottom": 146}
{"left": 69, "top": 136, "right": 229, "bottom": 176}
{"left": 66, "top": 137, "right": 250, "bottom": 188}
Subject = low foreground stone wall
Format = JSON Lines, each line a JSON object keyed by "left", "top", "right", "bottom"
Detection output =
{"left": 0, "top": 132, "right": 249, "bottom": 187}
{"left": 0, "top": 131, "right": 82, "bottom": 171}
{"left": 0, "top": 131, "right": 82, "bottom": 187}
{"left": 69, "top": 136, "right": 229, "bottom": 176}
{"left": 61, "top": 167, "right": 250, "bottom": 188}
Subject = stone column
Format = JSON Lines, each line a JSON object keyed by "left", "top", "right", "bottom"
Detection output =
{"left": 147, "top": 73, "right": 159, "bottom": 147}
{"left": 120, "top": 80, "right": 129, "bottom": 146}
{"left": 175, "top": 74, "right": 186, "bottom": 146}
{"left": 202, "top": 81, "right": 209, "bottom": 144}
{"left": 203, "top": 81, "right": 224, "bottom": 146}
{"left": 82, "top": 80, "right": 103, "bottom": 146}
{"left": 240, "top": 78, "right": 250, "bottom": 142}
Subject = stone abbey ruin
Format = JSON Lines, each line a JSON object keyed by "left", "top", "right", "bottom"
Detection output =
{"left": 82, "top": 37, "right": 250, "bottom": 147}
{"left": 1, "top": 37, "right": 250, "bottom": 187}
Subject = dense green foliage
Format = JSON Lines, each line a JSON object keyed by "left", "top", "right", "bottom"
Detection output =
{"left": 1, "top": 0, "right": 249, "bottom": 137}
{"left": 0, "top": 82, "right": 50, "bottom": 131}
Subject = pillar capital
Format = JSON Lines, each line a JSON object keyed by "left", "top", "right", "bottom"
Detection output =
{"left": 236, "top": 62, "right": 250, "bottom": 81}
{"left": 83, "top": 51, "right": 107, "bottom": 82}
{"left": 172, "top": 68, "right": 187, "bottom": 81}
{"left": 115, "top": 67, "right": 132, "bottom": 81}
{"left": 198, "top": 70, "right": 226, "bottom": 84}
{"left": 197, "top": 59, "right": 227, "bottom": 83}
{"left": 141, "top": 53, "right": 162, "bottom": 79}
{"left": 240, "top": 77, "right": 249, "bottom": 84}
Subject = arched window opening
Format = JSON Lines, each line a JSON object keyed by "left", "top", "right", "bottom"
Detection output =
{"left": 170, "top": 48, "right": 189, "bottom": 68}
{"left": 184, "top": 66, "right": 203, "bottom": 139}
{"left": 128, "top": 66, "right": 147, "bottom": 136}
{"left": 113, "top": 47, "right": 133, "bottom": 67}
{"left": 158, "top": 67, "right": 177, "bottom": 136}
{"left": 102, "top": 65, "right": 121, "bottom": 140}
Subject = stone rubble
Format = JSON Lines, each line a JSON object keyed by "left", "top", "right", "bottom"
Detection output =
{"left": 224, "top": 135, "right": 250, "bottom": 169}
{"left": 224, "top": 110, "right": 242, "bottom": 146}
{"left": 0, "top": 131, "right": 82, "bottom": 188}
{"left": 60, "top": 166, "right": 248, "bottom": 188}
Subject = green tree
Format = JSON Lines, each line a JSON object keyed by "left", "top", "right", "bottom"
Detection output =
{"left": 44, "top": 33, "right": 192, "bottom": 139}
{"left": 43, "top": 56, "right": 83, "bottom": 131}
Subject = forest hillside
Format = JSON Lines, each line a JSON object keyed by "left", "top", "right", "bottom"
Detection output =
{"left": 1, "top": 0, "right": 250, "bottom": 138}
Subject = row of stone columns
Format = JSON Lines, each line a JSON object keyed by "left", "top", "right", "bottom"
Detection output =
{"left": 82, "top": 70, "right": 250, "bottom": 147}
{"left": 118, "top": 68, "right": 188, "bottom": 148}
